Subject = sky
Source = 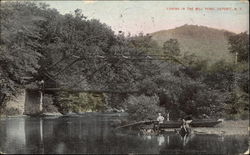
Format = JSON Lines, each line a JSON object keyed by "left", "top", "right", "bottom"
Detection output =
{"left": 41, "top": 1, "right": 249, "bottom": 35}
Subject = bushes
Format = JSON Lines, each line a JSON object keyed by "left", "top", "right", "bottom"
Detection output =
{"left": 124, "top": 94, "right": 165, "bottom": 121}
{"left": 223, "top": 111, "right": 249, "bottom": 120}
{"left": 239, "top": 111, "right": 249, "bottom": 120}
{"left": 54, "top": 92, "right": 105, "bottom": 114}
{"left": 42, "top": 94, "right": 59, "bottom": 113}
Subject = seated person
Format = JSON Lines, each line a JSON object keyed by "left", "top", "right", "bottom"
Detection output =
{"left": 154, "top": 113, "right": 165, "bottom": 131}
{"left": 157, "top": 113, "right": 165, "bottom": 124}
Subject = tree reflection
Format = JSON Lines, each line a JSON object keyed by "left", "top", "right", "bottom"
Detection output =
{"left": 0, "top": 116, "right": 248, "bottom": 154}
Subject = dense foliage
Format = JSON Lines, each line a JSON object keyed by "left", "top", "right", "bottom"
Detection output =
{"left": 0, "top": 2, "right": 45, "bottom": 110}
{"left": 124, "top": 94, "right": 165, "bottom": 121}
{"left": 163, "top": 39, "right": 181, "bottom": 56}
{"left": 228, "top": 32, "right": 249, "bottom": 63}
{"left": 0, "top": 2, "right": 248, "bottom": 120}
{"left": 54, "top": 92, "right": 105, "bottom": 114}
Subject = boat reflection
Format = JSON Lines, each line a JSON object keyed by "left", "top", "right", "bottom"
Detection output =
{"left": 180, "top": 132, "right": 195, "bottom": 146}
{"left": 157, "top": 134, "right": 165, "bottom": 146}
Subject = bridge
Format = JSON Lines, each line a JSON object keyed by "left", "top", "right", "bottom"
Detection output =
{"left": 22, "top": 53, "right": 183, "bottom": 115}
{"left": 24, "top": 86, "right": 141, "bottom": 115}
{"left": 27, "top": 88, "right": 140, "bottom": 94}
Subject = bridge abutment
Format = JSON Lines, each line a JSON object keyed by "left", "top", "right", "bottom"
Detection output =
{"left": 24, "top": 90, "right": 43, "bottom": 115}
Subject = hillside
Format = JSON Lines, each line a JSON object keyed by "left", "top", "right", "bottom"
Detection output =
{"left": 151, "top": 25, "right": 235, "bottom": 63}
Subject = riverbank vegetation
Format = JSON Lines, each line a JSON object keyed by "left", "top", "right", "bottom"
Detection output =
{"left": 0, "top": 2, "right": 249, "bottom": 120}
{"left": 54, "top": 92, "right": 105, "bottom": 114}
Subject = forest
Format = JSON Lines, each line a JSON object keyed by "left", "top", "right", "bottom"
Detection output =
{"left": 0, "top": 2, "right": 249, "bottom": 120}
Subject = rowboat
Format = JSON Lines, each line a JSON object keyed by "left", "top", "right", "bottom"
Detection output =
{"left": 115, "top": 119, "right": 222, "bottom": 130}
{"left": 159, "top": 119, "right": 222, "bottom": 129}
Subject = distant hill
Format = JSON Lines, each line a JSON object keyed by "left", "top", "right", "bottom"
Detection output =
{"left": 150, "top": 25, "right": 235, "bottom": 64}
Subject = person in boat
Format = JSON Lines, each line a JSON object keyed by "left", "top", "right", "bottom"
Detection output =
{"left": 157, "top": 113, "right": 165, "bottom": 124}
{"left": 154, "top": 113, "right": 165, "bottom": 131}
{"left": 181, "top": 119, "right": 188, "bottom": 132}
{"left": 180, "top": 118, "right": 192, "bottom": 134}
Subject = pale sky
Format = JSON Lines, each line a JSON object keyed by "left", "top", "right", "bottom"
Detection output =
{"left": 40, "top": 1, "right": 248, "bottom": 35}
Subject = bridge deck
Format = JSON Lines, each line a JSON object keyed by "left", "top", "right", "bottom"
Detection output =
{"left": 27, "top": 88, "right": 139, "bottom": 94}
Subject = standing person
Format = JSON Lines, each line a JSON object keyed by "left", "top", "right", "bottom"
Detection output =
{"left": 182, "top": 119, "right": 187, "bottom": 132}
{"left": 166, "top": 112, "right": 170, "bottom": 121}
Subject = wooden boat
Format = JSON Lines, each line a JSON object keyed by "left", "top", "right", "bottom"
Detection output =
{"left": 189, "top": 119, "right": 223, "bottom": 127}
{"left": 159, "top": 119, "right": 222, "bottom": 129}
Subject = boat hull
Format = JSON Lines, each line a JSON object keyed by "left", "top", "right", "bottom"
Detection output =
{"left": 158, "top": 120, "right": 222, "bottom": 128}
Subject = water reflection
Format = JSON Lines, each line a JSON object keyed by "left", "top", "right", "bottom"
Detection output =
{"left": 180, "top": 133, "right": 195, "bottom": 147}
{"left": 0, "top": 115, "right": 248, "bottom": 154}
{"left": 157, "top": 135, "right": 165, "bottom": 146}
{"left": 0, "top": 118, "right": 26, "bottom": 153}
{"left": 160, "top": 133, "right": 248, "bottom": 155}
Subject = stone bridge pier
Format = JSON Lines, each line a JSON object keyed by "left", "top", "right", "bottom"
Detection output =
{"left": 24, "top": 89, "right": 43, "bottom": 115}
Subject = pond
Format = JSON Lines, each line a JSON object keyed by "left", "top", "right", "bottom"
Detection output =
{"left": 0, "top": 113, "right": 248, "bottom": 154}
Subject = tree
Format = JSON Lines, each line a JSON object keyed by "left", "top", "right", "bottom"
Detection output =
{"left": 163, "top": 39, "right": 181, "bottom": 56}
{"left": 0, "top": 2, "right": 46, "bottom": 107}
{"left": 226, "top": 32, "right": 249, "bottom": 118}
{"left": 124, "top": 94, "right": 165, "bottom": 121}
{"left": 228, "top": 32, "right": 249, "bottom": 62}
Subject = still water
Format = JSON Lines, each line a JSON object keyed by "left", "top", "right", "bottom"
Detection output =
{"left": 0, "top": 113, "right": 248, "bottom": 154}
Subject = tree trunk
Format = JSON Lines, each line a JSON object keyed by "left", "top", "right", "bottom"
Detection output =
{"left": 0, "top": 93, "right": 6, "bottom": 106}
